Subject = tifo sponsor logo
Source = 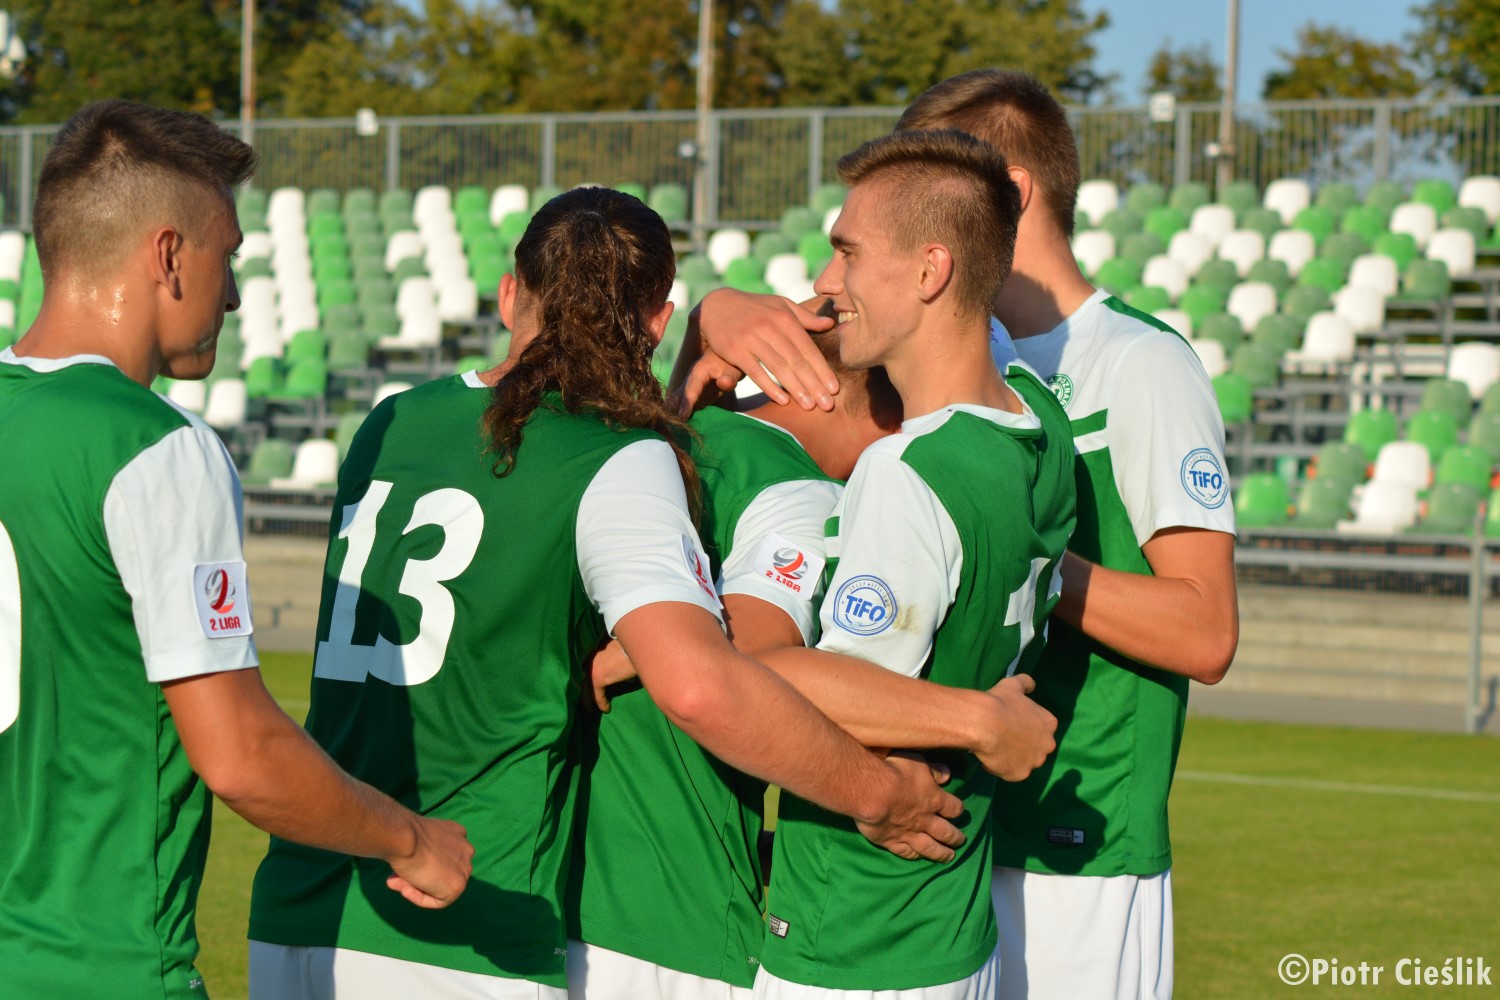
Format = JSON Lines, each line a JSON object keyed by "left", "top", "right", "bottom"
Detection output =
{"left": 204, "top": 568, "right": 236, "bottom": 614}
{"left": 833, "top": 575, "right": 897, "bottom": 636}
{"left": 1180, "top": 447, "right": 1228, "bottom": 509}
{"left": 1045, "top": 373, "right": 1074, "bottom": 408}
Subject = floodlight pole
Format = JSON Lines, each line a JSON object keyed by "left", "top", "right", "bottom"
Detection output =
{"left": 1216, "top": 0, "right": 1240, "bottom": 193}
{"left": 693, "top": 0, "right": 714, "bottom": 250}
{"left": 241, "top": 0, "right": 255, "bottom": 150}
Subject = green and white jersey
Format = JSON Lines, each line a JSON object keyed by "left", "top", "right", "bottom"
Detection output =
{"left": 570, "top": 406, "right": 840, "bottom": 988}
{"left": 0, "top": 349, "right": 259, "bottom": 1000}
{"left": 760, "top": 368, "right": 1077, "bottom": 992}
{"left": 993, "top": 290, "right": 1237, "bottom": 878}
{"left": 249, "top": 372, "right": 722, "bottom": 989}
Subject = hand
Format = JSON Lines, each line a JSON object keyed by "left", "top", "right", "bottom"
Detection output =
{"left": 974, "top": 674, "right": 1057, "bottom": 782}
{"left": 693, "top": 289, "right": 838, "bottom": 412}
{"left": 674, "top": 346, "right": 746, "bottom": 417}
{"left": 856, "top": 750, "right": 966, "bottom": 863}
{"left": 585, "top": 638, "right": 639, "bottom": 712}
{"left": 385, "top": 815, "right": 474, "bottom": 909}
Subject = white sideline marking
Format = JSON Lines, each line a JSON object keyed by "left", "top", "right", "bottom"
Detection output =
{"left": 1176, "top": 770, "right": 1500, "bottom": 804}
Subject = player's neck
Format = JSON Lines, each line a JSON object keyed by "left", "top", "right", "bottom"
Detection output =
{"left": 994, "top": 223, "right": 1096, "bottom": 340}
{"left": 883, "top": 317, "right": 1020, "bottom": 418}
{"left": 13, "top": 291, "right": 160, "bottom": 386}
{"left": 748, "top": 398, "right": 888, "bottom": 480}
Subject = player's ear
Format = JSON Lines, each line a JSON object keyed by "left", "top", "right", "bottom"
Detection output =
{"left": 498, "top": 272, "right": 519, "bottom": 330}
{"left": 1008, "top": 165, "right": 1034, "bottom": 215}
{"left": 647, "top": 300, "right": 674, "bottom": 348}
{"left": 150, "top": 225, "right": 184, "bottom": 298}
{"left": 916, "top": 242, "right": 955, "bottom": 304}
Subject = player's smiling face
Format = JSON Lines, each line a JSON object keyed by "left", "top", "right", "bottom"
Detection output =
{"left": 159, "top": 191, "right": 242, "bottom": 381}
{"left": 814, "top": 180, "right": 922, "bottom": 371}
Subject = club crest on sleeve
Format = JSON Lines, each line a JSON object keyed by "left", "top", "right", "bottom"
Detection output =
{"left": 681, "top": 534, "right": 722, "bottom": 607}
{"left": 1180, "top": 448, "right": 1228, "bottom": 509}
{"left": 753, "top": 532, "right": 825, "bottom": 600}
{"left": 192, "top": 561, "right": 253, "bottom": 638}
{"left": 1044, "top": 373, "right": 1074, "bottom": 408}
{"left": 832, "top": 575, "right": 896, "bottom": 636}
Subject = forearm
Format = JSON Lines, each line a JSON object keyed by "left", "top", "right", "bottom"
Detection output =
{"left": 760, "top": 645, "right": 990, "bottom": 751}
{"left": 667, "top": 300, "right": 709, "bottom": 393}
{"left": 1054, "top": 549, "right": 1238, "bottom": 682}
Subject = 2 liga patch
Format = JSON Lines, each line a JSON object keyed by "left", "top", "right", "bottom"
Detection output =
{"left": 192, "top": 561, "right": 253, "bottom": 638}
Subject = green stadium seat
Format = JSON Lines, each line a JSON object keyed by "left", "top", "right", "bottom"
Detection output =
{"left": 1293, "top": 477, "right": 1352, "bottom": 529}
{"left": 1412, "top": 482, "right": 1481, "bottom": 535}
{"left": 454, "top": 186, "right": 488, "bottom": 216}
{"left": 1180, "top": 285, "right": 1227, "bottom": 327}
{"left": 1235, "top": 472, "right": 1291, "bottom": 527}
{"left": 1196, "top": 312, "right": 1244, "bottom": 353}
{"left": 1469, "top": 410, "right": 1500, "bottom": 461}
{"left": 615, "top": 183, "right": 647, "bottom": 202}
{"left": 797, "top": 231, "right": 833, "bottom": 272}
{"left": 471, "top": 256, "right": 508, "bottom": 293}
{"left": 1169, "top": 182, "right": 1210, "bottom": 215}
{"left": 1252, "top": 313, "right": 1301, "bottom": 353}
{"left": 1118, "top": 232, "right": 1164, "bottom": 267}
{"left": 1283, "top": 285, "right": 1331, "bottom": 325}
{"left": 0, "top": 326, "right": 16, "bottom": 349}
{"left": 306, "top": 188, "right": 340, "bottom": 216}
{"left": 1212, "top": 371, "right": 1253, "bottom": 424}
{"left": 1481, "top": 382, "right": 1500, "bottom": 417}
{"left": 1374, "top": 231, "right": 1418, "bottom": 271}
{"left": 0, "top": 278, "right": 19, "bottom": 302}
{"left": 677, "top": 255, "right": 718, "bottom": 288}
{"left": 1073, "top": 209, "right": 1090, "bottom": 235}
{"left": 1313, "top": 441, "right": 1369, "bottom": 487}
{"left": 1344, "top": 408, "right": 1399, "bottom": 462}
{"left": 344, "top": 188, "right": 377, "bottom": 216}
{"left": 379, "top": 189, "right": 413, "bottom": 216}
{"left": 1298, "top": 256, "right": 1347, "bottom": 294}
{"left": 1420, "top": 378, "right": 1473, "bottom": 428}
{"left": 317, "top": 280, "right": 357, "bottom": 310}
{"left": 1240, "top": 207, "right": 1284, "bottom": 242}
{"left": 780, "top": 206, "right": 823, "bottom": 240}
{"left": 1412, "top": 179, "right": 1457, "bottom": 216}
{"left": 1125, "top": 285, "right": 1171, "bottom": 314}
{"left": 1315, "top": 182, "right": 1360, "bottom": 217}
{"left": 285, "top": 330, "right": 326, "bottom": 364}
{"left": 454, "top": 355, "right": 489, "bottom": 375}
{"left": 243, "top": 357, "right": 279, "bottom": 398}
{"left": 529, "top": 185, "right": 563, "bottom": 210}
{"left": 276, "top": 358, "right": 328, "bottom": 400}
{"left": 334, "top": 411, "right": 367, "bottom": 461}
{"left": 811, "top": 183, "right": 847, "bottom": 214}
{"left": 1341, "top": 205, "right": 1388, "bottom": 245}
{"left": 1443, "top": 206, "right": 1490, "bottom": 242}
{"left": 753, "top": 231, "right": 797, "bottom": 263}
{"left": 345, "top": 213, "right": 380, "bottom": 239}
{"left": 1144, "top": 206, "right": 1188, "bottom": 244}
{"left": 1406, "top": 408, "right": 1460, "bottom": 460}
{"left": 237, "top": 188, "right": 269, "bottom": 217}
{"left": 313, "top": 259, "right": 353, "bottom": 285}
{"left": 242, "top": 438, "right": 294, "bottom": 486}
{"left": 1320, "top": 232, "right": 1368, "bottom": 268}
{"left": 497, "top": 211, "right": 531, "bottom": 247}
{"left": 1365, "top": 181, "right": 1406, "bottom": 217}
{"left": 1099, "top": 208, "right": 1142, "bottom": 243}
{"left": 723, "top": 257, "right": 765, "bottom": 291}
{"left": 1124, "top": 183, "right": 1166, "bottom": 216}
{"left": 327, "top": 332, "right": 370, "bottom": 370}
{"left": 1219, "top": 181, "right": 1260, "bottom": 220}
{"left": 1231, "top": 343, "right": 1280, "bottom": 388}
{"left": 1292, "top": 206, "right": 1337, "bottom": 246}
{"left": 1435, "top": 443, "right": 1492, "bottom": 492}
{"left": 1094, "top": 257, "right": 1142, "bottom": 295}
{"left": 238, "top": 258, "right": 273, "bottom": 280}
{"left": 649, "top": 184, "right": 690, "bottom": 223}
{"left": 1193, "top": 259, "right": 1239, "bottom": 295}
{"left": 1246, "top": 258, "right": 1292, "bottom": 295}
{"left": 361, "top": 308, "right": 399, "bottom": 343}
{"left": 1397, "top": 259, "right": 1451, "bottom": 301}
{"left": 392, "top": 258, "right": 427, "bottom": 284}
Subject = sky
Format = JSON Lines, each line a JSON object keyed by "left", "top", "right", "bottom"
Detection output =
{"left": 1083, "top": 0, "right": 1421, "bottom": 102}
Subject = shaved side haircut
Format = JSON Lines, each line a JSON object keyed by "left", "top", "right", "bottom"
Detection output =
{"left": 836, "top": 129, "right": 1021, "bottom": 318}
{"left": 897, "top": 70, "right": 1081, "bottom": 239}
{"left": 34, "top": 100, "right": 257, "bottom": 279}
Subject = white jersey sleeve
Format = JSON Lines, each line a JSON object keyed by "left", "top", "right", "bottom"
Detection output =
{"left": 718, "top": 478, "right": 843, "bottom": 645}
{"left": 815, "top": 442, "right": 962, "bottom": 678}
{"left": 103, "top": 420, "right": 260, "bottom": 684}
{"left": 1107, "top": 329, "right": 1238, "bottom": 546}
{"left": 576, "top": 439, "right": 724, "bottom": 634}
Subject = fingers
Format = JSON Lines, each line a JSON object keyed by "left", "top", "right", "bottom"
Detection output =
{"left": 386, "top": 874, "right": 452, "bottom": 910}
{"left": 902, "top": 833, "right": 956, "bottom": 864}
{"left": 934, "top": 788, "right": 964, "bottom": 821}
{"left": 1012, "top": 673, "right": 1037, "bottom": 695}
{"left": 593, "top": 685, "right": 612, "bottom": 713}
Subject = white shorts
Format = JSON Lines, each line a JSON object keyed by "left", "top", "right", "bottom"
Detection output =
{"left": 248, "top": 941, "right": 567, "bottom": 1000}
{"left": 567, "top": 939, "right": 753, "bottom": 1000}
{"left": 750, "top": 945, "right": 999, "bottom": 1000}
{"left": 991, "top": 866, "right": 1173, "bottom": 1000}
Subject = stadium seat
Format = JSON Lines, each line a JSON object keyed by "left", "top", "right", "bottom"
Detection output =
{"left": 1344, "top": 408, "right": 1399, "bottom": 462}
{"left": 1365, "top": 181, "right": 1406, "bottom": 217}
{"left": 1193, "top": 259, "right": 1239, "bottom": 295}
{"left": 164, "top": 380, "right": 206, "bottom": 414}
{"left": 276, "top": 358, "right": 328, "bottom": 400}
{"left": 1094, "top": 257, "right": 1142, "bottom": 296}
{"left": 1188, "top": 337, "right": 1226, "bottom": 378}
{"left": 487, "top": 185, "right": 529, "bottom": 226}
{"left": 1231, "top": 343, "right": 1280, "bottom": 388}
{"left": 528, "top": 185, "right": 562, "bottom": 211}
{"left": 1142, "top": 255, "right": 1189, "bottom": 301}
{"left": 271, "top": 439, "right": 340, "bottom": 490}
{"left": 1197, "top": 313, "right": 1245, "bottom": 353}
{"left": 1341, "top": 204, "right": 1388, "bottom": 245}
{"left": 1125, "top": 182, "right": 1166, "bottom": 216}
{"left": 437, "top": 279, "right": 479, "bottom": 323}
{"left": 343, "top": 188, "right": 377, "bottom": 216}
{"left": 1294, "top": 477, "right": 1352, "bottom": 528}
{"left": 1190, "top": 204, "right": 1236, "bottom": 247}
{"left": 1314, "top": 182, "right": 1360, "bottom": 217}
{"left": 1245, "top": 258, "right": 1292, "bottom": 295}
{"left": 1212, "top": 371, "right": 1253, "bottom": 424}
{"left": 1155, "top": 309, "right": 1192, "bottom": 338}
{"left": 811, "top": 183, "right": 847, "bottom": 213}
{"left": 1284, "top": 312, "right": 1354, "bottom": 369}
{"left": 707, "top": 229, "right": 752, "bottom": 273}
{"left": 1390, "top": 202, "right": 1439, "bottom": 250}
{"left": 1235, "top": 473, "right": 1291, "bottom": 528}
{"left": 1252, "top": 314, "right": 1302, "bottom": 354}
{"left": 1283, "top": 285, "right": 1332, "bottom": 326}
{"left": 1118, "top": 232, "right": 1163, "bottom": 267}
{"left": 1435, "top": 444, "right": 1492, "bottom": 492}
{"left": 1227, "top": 282, "right": 1278, "bottom": 333}
{"left": 1240, "top": 207, "right": 1284, "bottom": 242}
{"left": 1404, "top": 409, "right": 1460, "bottom": 461}
{"left": 385, "top": 231, "right": 425, "bottom": 273}
{"left": 764, "top": 254, "right": 810, "bottom": 297}
{"left": 1337, "top": 480, "right": 1419, "bottom": 534}
{"left": 373, "top": 381, "right": 413, "bottom": 406}
{"left": 1166, "top": 230, "right": 1214, "bottom": 277}
{"left": 1219, "top": 181, "right": 1260, "bottom": 220}
{"left": 1143, "top": 206, "right": 1187, "bottom": 247}
{"left": 1168, "top": 182, "right": 1210, "bottom": 216}
{"left": 1449, "top": 343, "right": 1500, "bottom": 400}
{"left": 1441, "top": 206, "right": 1489, "bottom": 242}
{"left": 1313, "top": 441, "right": 1369, "bottom": 487}
{"left": 284, "top": 329, "right": 326, "bottom": 365}
{"left": 1292, "top": 206, "right": 1337, "bottom": 246}
{"left": 1412, "top": 178, "right": 1457, "bottom": 216}
{"left": 1071, "top": 230, "right": 1115, "bottom": 277}
{"left": 1298, "top": 256, "right": 1347, "bottom": 295}
{"left": 1470, "top": 411, "right": 1500, "bottom": 463}
{"left": 1425, "top": 228, "right": 1476, "bottom": 279}
{"left": 242, "top": 438, "right": 294, "bottom": 486}
{"left": 649, "top": 184, "right": 690, "bottom": 224}
{"left": 1332, "top": 285, "right": 1386, "bottom": 335}
{"left": 723, "top": 256, "right": 766, "bottom": 292}
{"left": 1374, "top": 231, "right": 1419, "bottom": 271}
{"left": 1347, "top": 253, "right": 1399, "bottom": 296}
{"left": 1179, "top": 285, "right": 1227, "bottom": 328}
{"left": 1419, "top": 379, "right": 1473, "bottom": 427}
{"left": 243, "top": 356, "right": 279, "bottom": 398}
{"left": 202, "top": 378, "right": 247, "bottom": 432}
{"left": 1458, "top": 176, "right": 1500, "bottom": 225}
{"left": 1217, "top": 229, "right": 1265, "bottom": 276}
{"left": 334, "top": 411, "right": 367, "bottom": 461}
{"left": 1396, "top": 259, "right": 1452, "bottom": 303}
{"left": 1320, "top": 231, "right": 1369, "bottom": 268}
{"left": 753, "top": 231, "right": 797, "bottom": 263}
{"left": 1412, "top": 482, "right": 1482, "bottom": 535}
{"left": 822, "top": 206, "right": 840, "bottom": 234}
{"left": 1264, "top": 178, "right": 1311, "bottom": 225}
{"left": 1268, "top": 229, "right": 1316, "bottom": 277}
{"left": 779, "top": 207, "right": 823, "bottom": 241}
{"left": 326, "top": 332, "right": 370, "bottom": 371}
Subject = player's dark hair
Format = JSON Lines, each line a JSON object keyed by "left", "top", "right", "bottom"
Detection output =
{"left": 836, "top": 129, "right": 1022, "bottom": 318}
{"left": 897, "top": 69, "right": 1081, "bottom": 238}
{"left": 482, "top": 186, "right": 698, "bottom": 507}
{"left": 34, "top": 100, "right": 256, "bottom": 278}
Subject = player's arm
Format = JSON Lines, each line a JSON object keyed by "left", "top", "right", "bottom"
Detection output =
{"left": 164, "top": 670, "right": 472, "bottom": 908}
{"left": 1052, "top": 331, "right": 1239, "bottom": 683}
{"left": 105, "top": 424, "right": 471, "bottom": 908}
{"left": 578, "top": 441, "right": 965, "bottom": 862}
{"left": 672, "top": 288, "right": 838, "bottom": 414}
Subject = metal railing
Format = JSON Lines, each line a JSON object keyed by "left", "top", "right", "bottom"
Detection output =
{"left": 5, "top": 96, "right": 1500, "bottom": 232}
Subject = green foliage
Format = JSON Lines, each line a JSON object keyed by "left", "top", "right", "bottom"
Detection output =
{"left": 1410, "top": 0, "right": 1500, "bottom": 95}
{"left": 1262, "top": 22, "right": 1420, "bottom": 100}
{"left": 1144, "top": 41, "right": 1222, "bottom": 102}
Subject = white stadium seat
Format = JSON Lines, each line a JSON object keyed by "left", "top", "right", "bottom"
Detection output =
{"left": 0, "top": 231, "right": 24, "bottom": 282}
{"left": 764, "top": 253, "right": 810, "bottom": 297}
{"left": 1217, "top": 229, "right": 1265, "bottom": 277}
{"left": 1226, "top": 282, "right": 1279, "bottom": 333}
{"left": 373, "top": 382, "right": 413, "bottom": 406}
{"left": 1332, "top": 285, "right": 1386, "bottom": 335}
{"left": 1337, "top": 480, "right": 1419, "bottom": 535}
{"left": 272, "top": 440, "right": 340, "bottom": 490}
{"left": 1189, "top": 204, "right": 1236, "bottom": 247}
{"left": 822, "top": 207, "right": 840, "bottom": 234}
{"left": 1426, "top": 228, "right": 1476, "bottom": 279}
{"left": 1458, "top": 175, "right": 1500, "bottom": 225}
{"left": 1267, "top": 229, "right": 1316, "bottom": 278}
{"left": 381, "top": 305, "right": 442, "bottom": 351}
{"left": 437, "top": 279, "right": 479, "bottom": 323}
{"left": 0, "top": 300, "right": 15, "bottom": 330}
{"left": 489, "top": 184, "right": 529, "bottom": 226}
{"left": 267, "top": 187, "right": 305, "bottom": 226}
{"left": 1142, "top": 255, "right": 1189, "bottom": 301}
{"left": 707, "top": 229, "right": 752, "bottom": 274}
{"left": 1285, "top": 312, "right": 1355, "bottom": 368}
{"left": 1071, "top": 230, "right": 1115, "bottom": 277}
{"left": 1189, "top": 337, "right": 1226, "bottom": 378}
{"left": 669, "top": 279, "right": 689, "bottom": 313}
{"left": 1155, "top": 309, "right": 1193, "bottom": 340}
{"left": 396, "top": 276, "right": 436, "bottom": 321}
{"left": 236, "top": 231, "right": 274, "bottom": 266}
{"left": 413, "top": 186, "right": 453, "bottom": 225}
{"left": 165, "top": 380, "right": 206, "bottom": 414}
{"left": 1347, "top": 253, "right": 1399, "bottom": 297}
{"left": 1371, "top": 440, "right": 1432, "bottom": 490}
{"left": 1075, "top": 180, "right": 1119, "bottom": 227}
{"left": 1448, "top": 342, "right": 1500, "bottom": 400}
{"left": 278, "top": 301, "right": 320, "bottom": 343}
{"left": 1166, "top": 231, "right": 1214, "bottom": 277}
{"left": 385, "top": 231, "right": 425, "bottom": 272}
{"left": 1390, "top": 202, "right": 1439, "bottom": 250}
{"left": 1264, "top": 178, "right": 1311, "bottom": 226}
{"left": 202, "top": 379, "right": 247, "bottom": 432}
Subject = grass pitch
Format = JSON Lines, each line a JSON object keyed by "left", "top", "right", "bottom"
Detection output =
{"left": 196, "top": 653, "right": 1500, "bottom": 999}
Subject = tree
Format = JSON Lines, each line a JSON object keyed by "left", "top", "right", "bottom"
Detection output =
{"left": 1262, "top": 23, "right": 1420, "bottom": 100}
{"left": 1144, "top": 42, "right": 1221, "bottom": 103}
{"left": 1409, "top": 0, "right": 1500, "bottom": 95}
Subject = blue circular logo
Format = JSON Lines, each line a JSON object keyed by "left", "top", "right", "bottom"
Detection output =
{"left": 832, "top": 575, "right": 897, "bottom": 636}
{"left": 1180, "top": 448, "right": 1228, "bottom": 509}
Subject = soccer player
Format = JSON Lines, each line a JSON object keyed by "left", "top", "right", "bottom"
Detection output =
{"left": 680, "top": 70, "right": 1239, "bottom": 1000}
{"left": 747, "top": 129, "right": 1076, "bottom": 1000}
{"left": 248, "top": 186, "right": 967, "bottom": 1000}
{"left": 568, "top": 320, "right": 1056, "bottom": 1000}
{"left": 0, "top": 100, "right": 473, "bottom": 1000}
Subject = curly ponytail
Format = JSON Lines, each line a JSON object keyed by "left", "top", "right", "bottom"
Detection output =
{"left": 481, "top": 186, "right": 700, "bottom": 510}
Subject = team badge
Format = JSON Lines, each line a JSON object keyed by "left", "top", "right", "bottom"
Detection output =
{"left": 681, "top": 535, "right": 722, "bottom": 607}
{"left": 1045, "top": 373, "right": 1074, "bottom": 408}
{"left": 1180, "top": 448, "right": 1229, "bottom": 509}
{"left": 752, "top": 533, "right": 825, "bottom": 600}
{"left": 192, "top": 561, "right": 253, "bottom": 638}
{"left": 832, "top": 574, "right": 897, "bottom": 636}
